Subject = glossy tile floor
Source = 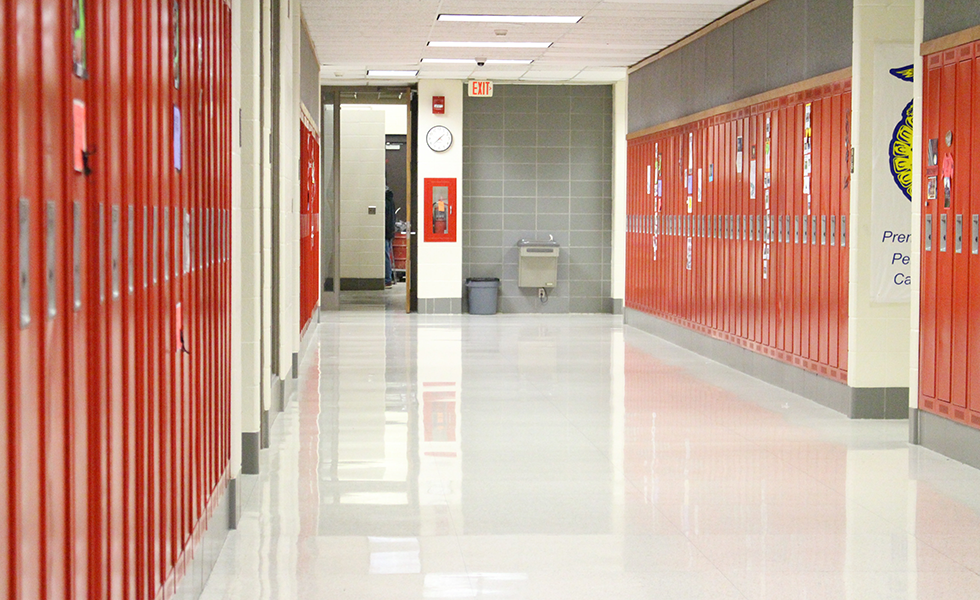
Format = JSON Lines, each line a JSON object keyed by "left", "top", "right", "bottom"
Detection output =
{"left": 202, "top": 304, "right": 980, "bottom": 599}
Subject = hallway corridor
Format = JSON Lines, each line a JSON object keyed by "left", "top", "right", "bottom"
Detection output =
{"left": 201, "top": 311, "right": 980, "bottom": 600}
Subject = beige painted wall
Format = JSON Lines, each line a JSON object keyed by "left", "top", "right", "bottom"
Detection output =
{"left": 340, "top": 109, "right": 387, "bottom": 280}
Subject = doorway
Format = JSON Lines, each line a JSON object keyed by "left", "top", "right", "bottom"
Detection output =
{"left": 320, "top": 86, "right": 418, "bottom": 313}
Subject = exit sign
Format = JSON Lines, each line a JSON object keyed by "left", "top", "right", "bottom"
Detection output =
{"left": 468, "top": 81, "right": 493, "bottom": 97}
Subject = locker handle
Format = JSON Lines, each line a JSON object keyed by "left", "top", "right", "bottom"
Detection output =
{"left": 841, "top": 215, "right": 847, "bottom": 248}
{"left": 955, "top": 214, "right": 963, "bottom": 254}
{"left": 46, "top": 201, "right": 57, "bottom": 319}
{"left": 924, "top": 214, "right": 932, "bottom": 252}
{"left": 19, "top": 198, "right": 30, "bottom": 329}
{"left": 940, "top": 214, "right": 947, "bottom": 252}
{"left": 972, "top": 215, "right": 978, "bottom": 255}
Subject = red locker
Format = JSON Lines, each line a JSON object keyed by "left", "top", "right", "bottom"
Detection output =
{"left": 970, "top": 47, "right": 980, "bottom": 418}
{"left": 13, "top": 3, "right": 47, "bottom": 598}
{"left": 949, "top": 52, "right": 973, "bottom": 409}
{"left": 0, "top": 2, "right": 11, "bottom": 597}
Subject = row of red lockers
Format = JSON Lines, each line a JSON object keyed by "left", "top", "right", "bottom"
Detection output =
{"left": 626, "top": 80, "right": 851, "bottom": 383}
{"left": 299, "top": 119, "right": 320, "bottom": 333}
{"left": 1, "top": 1, "right": 232, "bottom": 600}
{"left": 919, "top": 40, "right": 980, "bottom": 430}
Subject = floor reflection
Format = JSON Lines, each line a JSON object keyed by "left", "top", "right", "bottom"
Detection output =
{"left": 201, "top": 310, "right": 980, "bottom": 600}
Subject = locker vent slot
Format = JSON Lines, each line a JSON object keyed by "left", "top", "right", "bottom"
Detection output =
{"left": 830, "top": 216, "right": 837, "bottom": 246}
{"left": 73, "top": 201, "right": 82, "bottom": 310}
{"left": 46, "top": 201, "right": 57, "bottom": 319}
{"left": 112, "top": 205, "right": 120, "bottom": 299}
{"left": 841, "top": 215, "right": 847, "bottom": 247}
{"left": 973, "top": 215, "right": 978, "bottom": 254}
{"left": 127, "top": 205, "right": 135, "bottom": 294}
{"left": 821, "top": 215, "right": 827, "bottom": 246}
{"left": 956, "top": 214, "right": 963, "bottom": 253}
{"left": 99, "top": 203, "right": 105, "bottom": 302}
{"left": 20, "top": 199, "right": 31, "bottom": 328}
{"left": 925, "top": 214, "right": 932, "bottom": 251}
{"left": 940, "top": 214, "right": 947, "bottom": 252}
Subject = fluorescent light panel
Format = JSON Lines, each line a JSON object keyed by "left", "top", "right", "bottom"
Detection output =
{"left": 427, "top": 41, "right": 552, "bottom": 49}
{"left": 421, "top": 58, "right": 533, "bottom": 65}
{"left": 437, "top": 14, "right": 582, "bottom": 24}
{"left": 367, "top": 70, "right": 418, "bottom": 77}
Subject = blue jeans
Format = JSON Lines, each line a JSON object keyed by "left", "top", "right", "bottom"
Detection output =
{"left": 385, "top": 239, "right": 394, "bottom": 285}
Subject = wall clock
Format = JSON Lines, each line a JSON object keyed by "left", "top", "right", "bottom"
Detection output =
{"left": 426, "top": 125, "right": 453, "bottom": 152}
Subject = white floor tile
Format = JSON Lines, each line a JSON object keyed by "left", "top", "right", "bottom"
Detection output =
{"left": 202, "top": 311, "right": 980, "bottom": 599}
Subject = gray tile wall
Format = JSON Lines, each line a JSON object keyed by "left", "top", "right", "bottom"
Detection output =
{"left": 463, "top": 85, "right": 613, "bottom": 314}
{"left": 924, "top": 0, "right": 980, "bottom": 42}
{"left": 628, "top": 0, "right": 854, "bottom": 132}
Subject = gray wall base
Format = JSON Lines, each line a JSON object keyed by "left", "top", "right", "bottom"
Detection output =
{"left": 173, "top": 471, "right": 233, "bottom": 600}
{"left": 341, "top": 277, "right": 385, "bottom": 291}
{"left": 227, "top": 477, "right": 241, "bottom": 530}
{"left": 612, "top": 298, "right": 624, "bottom": 315}
{"left": 624, "top": 308, "right": 909, "bottom": 419}
{"left": 421, "top": 297, "right": 462, "bottom": 315}
{"left": 241, "top": 432, "right": 260, "bottom": 475}
{"left": 915, "top": 409, "right": 980, "bottom": 471}
{"left": 260, "top": 408, "right": 270, "bottom": 449}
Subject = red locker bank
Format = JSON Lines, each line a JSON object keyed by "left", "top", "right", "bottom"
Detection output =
{"left": 626, "top": 77, "right": 851, "bottom": 384}
{"left": 1, "top": 1, "right": 232, "bottom": 599}
{"left": 919, "top": 39, "right": 980, "bottom": 431}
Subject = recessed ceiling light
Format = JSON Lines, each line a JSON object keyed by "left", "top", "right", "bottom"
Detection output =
{"left": 367, "top": 70, "right": 418, "bottom": 77}
{"left": 427, "top": 41, "right": 552, "bottom": 49}
{"left": 421, "top": 58, "right": 533, "bottom": 65}
{"left": 437, "top": 14, "right": 582, "bottom": 24}
{"left": 421, "top": 58, "right": 477, "bottom": 64}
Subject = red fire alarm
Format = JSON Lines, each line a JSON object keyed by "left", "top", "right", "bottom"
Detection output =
{"left": 432, "top": 96, "right": 445, "bottom": 115}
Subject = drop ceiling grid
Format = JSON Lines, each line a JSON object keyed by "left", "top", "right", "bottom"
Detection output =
{"left": 304, "top": 0, "right": 747, "bottom": 83}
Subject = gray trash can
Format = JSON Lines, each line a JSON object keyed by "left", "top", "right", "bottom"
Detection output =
{"left": 466, "top": 277, "right": 500, "bottom": 315}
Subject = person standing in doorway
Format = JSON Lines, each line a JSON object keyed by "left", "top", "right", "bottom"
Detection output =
{"left": 385, "top": 188, "right": 396, "bottom": 288}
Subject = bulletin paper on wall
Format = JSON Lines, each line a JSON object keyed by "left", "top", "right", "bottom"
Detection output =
{"left": 870, "top": 43, "right": 914, "bottom": 303}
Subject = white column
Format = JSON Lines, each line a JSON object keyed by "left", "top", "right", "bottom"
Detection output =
{"left": 230, "top": 0, "right": 243, "bottom": 479}
{"left": 612, "top": 78, "right": 628, "bottom": 309}
{"left": 274, "top": 0, "right": 302, "bottom": 379}
{"left": 848, "top": 0, "right": 916, "bottom": 388}
{"left": 417, "top": 80, "right": 464, "bottom": 307}
{"left": 908, "top": 0, "right": 925, "bottom": 411}
{"left": 238, "top": 0, "right": 263, "bottom": 452}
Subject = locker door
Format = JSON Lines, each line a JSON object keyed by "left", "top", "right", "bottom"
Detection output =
{"left": 41, "top": 0, "right": 73, "bottom": 596}
{"left": 791, "top": 102, "right": 803, "bottom": 359}
{"left": 828, "top": 91, "right": 842, "bottom": 370}
{"left": 818, "top": 95, "right": 832, "bottom": 367}
{"left": 0, "top": 1, "right": 10, "bottom": 596}
{"left": 950, "top": 50, "right": 973, "bottom": 409}
{"left": 839, "top": 88, "right": 851, "bottom": 374}
{"left": 13, "top": 2, "right": 46, "bottom": 597}
{"left": 969, "top": 46, "right": 980, "bottom": 418}
{"left": 936, "top": 55, "right": 957, "bottom": 404}
{"left": 920, "top": 53, "right": 941, "bottom": 402}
